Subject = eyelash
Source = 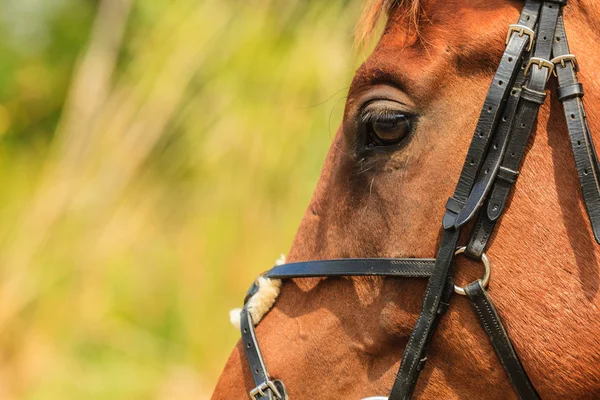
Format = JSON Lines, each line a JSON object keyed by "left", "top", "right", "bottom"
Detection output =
{"left": 360, "top": 108, "right": 404, "bottom": 125}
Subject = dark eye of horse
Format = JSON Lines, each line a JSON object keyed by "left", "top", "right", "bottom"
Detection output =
{"left": 363, "top": 112, "right": 412, "bottom": 148}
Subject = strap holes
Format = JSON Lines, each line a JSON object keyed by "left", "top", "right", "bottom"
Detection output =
{"left": 243, "top": 328, "right": 248, "bottom": 333}
{"left": 255, "top": 369, "right": 260, "bottom": 374}
{"left": 484, "top": 169, "right": 489, "bottom": 174}
{"left": 511, "top": 152, "right": 516, "bottom": 157}
{"left": 511, "top": 90, "right": 517, "bottom": 95}
{"left": 508, "top": 57, "right": 513, "bottom": 62}
{"left": 478, "top": 131, "right": 484, "bottom": 138}
{"left": 521, "top": 123, "right": 526, "bottom": 128}
{"left": 577, "top": 140, "right": 581, "bottom": 146}
{"left": 543, "top": 36, "right": 547, "bottom": 41}
{"left": 470, "top": 159, "right": 475, "bottom": 166}
{"left": 498, "top": 80, "right": 503, "bottom": 86}
{"left": 526, "top": 15, "right": 530, "bottom": 21}
{"left": 247, "top": 343, "right": 252, "bottom": 348}
{"left": 487, "top": 106, "right": 492, "bottom": 112}
{"left": 585, "top": 169, "right": 589, "bottom": 175}
{"left": 556, "top": 37, "right": 561, "bottom": 42}
{"left": 502, "top": 116, "right": 508, "bottom": 122}
{"left": 571, "top": 114, "right": 576, "bottom": 120}
{"left": 493, "top": 143, "right": 498, "bottom": 150}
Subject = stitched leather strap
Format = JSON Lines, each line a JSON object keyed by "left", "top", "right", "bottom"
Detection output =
{"left": 241, "top": 259, "right": 436, "bottom": 398}
{"left": 466, "top": 1, "right": 561, "bottom": 258}
{"left": 442, "top": 0, "right": 542, "bottom": 229}
{"left": 241, "top": 307, "right": 289, "bottom": 400}
{"left": 465, "top": 281, "right": 540, "bottom": 400}
{"left": 553, "top": 14, "right": 600, "bottom": 243}
{"left": 455, "top": 58, "right": 529, "bottom": 228}
{"left": 388, "top": 3, "right": 543, "bottom": 398}
{"left": 265, "top": 258, "right": 436, "bottom": 279}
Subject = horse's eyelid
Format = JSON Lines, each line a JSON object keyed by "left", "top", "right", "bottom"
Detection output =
{"left": 360, "top": 109, "right": 409, "bottom": 124}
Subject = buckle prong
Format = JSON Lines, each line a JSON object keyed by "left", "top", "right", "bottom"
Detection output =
{"left": 250, "top": 380, "right": 282, "bottom": 400}
{"left": 524, "top": 57, "right": 555, "bottom": 80}
{"left": 551, "top": 54, "right": 579, "bottom": 76}
{"left": 506, "top": 24, "right": 535, "bottom": 52}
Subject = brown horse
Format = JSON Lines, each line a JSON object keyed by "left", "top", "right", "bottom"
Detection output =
{"left": 213, "top": 0, "right": 600, "bottom": 398}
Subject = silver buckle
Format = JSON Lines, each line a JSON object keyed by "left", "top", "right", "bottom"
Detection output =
{"left": 524, "top": 57, "right": 555, "bottom": 80}
{"left": 506, "top": 24, "right": 535, "bottom": 52}
{"left": 551, "top": 54, "right": 579, "bottom": 76}
{"left": 249, "top": 380, "right": 282, "bottom": 400}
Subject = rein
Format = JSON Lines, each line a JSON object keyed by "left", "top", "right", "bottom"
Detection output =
{"left": 235, "top": 1, "right": 600, "bottom": 399}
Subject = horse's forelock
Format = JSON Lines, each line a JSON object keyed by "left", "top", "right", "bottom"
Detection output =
{"left": 355, "top": 0, "right": 421, "bottom": 48}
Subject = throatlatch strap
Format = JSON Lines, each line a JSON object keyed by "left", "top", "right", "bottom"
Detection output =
{"left": 388, "top": 2, "right": 543, "bottom": 398}
{"left": 465, "top": 281, "right": 540, "bottom": 400}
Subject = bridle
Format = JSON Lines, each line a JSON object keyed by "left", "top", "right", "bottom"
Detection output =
{"left": 235, "top": 1, "right": 600, "bottom": 399}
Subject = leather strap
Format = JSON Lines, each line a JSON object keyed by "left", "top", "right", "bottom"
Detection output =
{"left": 265, "top": 258, "right": 436, "bottom": 279}
{"left": 455, "top": 59, "right": 528, "bottom": 228}
{"left": 442, "top": 0, "right": 542, "bottom": 229}
{"left": 465, "top": 281, "right": 540, "bottom": 400}
{"left": 389, "top": 3, "right": 543, "bottom": 398}
{"left": 240, "top": 259, "right": 435, "bottom": 398}
{"left": 241, "top": 307, "right": 289, "bottom": 400}
{"left": 466, "top": 1, "right": 561, "bottom": 258}
{"left": 553, "top": 14, "right": 600, "bottom": 244}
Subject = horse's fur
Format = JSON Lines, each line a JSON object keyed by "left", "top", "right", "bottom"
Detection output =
{"left": 213, "top": 0, "right": 600, "bottom": 398}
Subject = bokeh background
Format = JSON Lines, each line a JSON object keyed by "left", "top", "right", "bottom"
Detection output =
{"left": 0, "top": 0, "right": 374, "bottom": 398}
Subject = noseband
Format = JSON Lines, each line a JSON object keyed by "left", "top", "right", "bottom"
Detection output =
{"left": 235, "top": 1, "right": 600, "bottom": 398}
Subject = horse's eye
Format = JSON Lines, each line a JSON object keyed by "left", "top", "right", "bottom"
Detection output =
{"left": 364, "top": 111, "right": 412, "bottom": 148}
{"left": 368, "top": 114, "right": 411, "bottom": 146}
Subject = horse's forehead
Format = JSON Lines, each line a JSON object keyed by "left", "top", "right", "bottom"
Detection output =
{"left": 352, "top": 1, "right": 519, "bottom": 98}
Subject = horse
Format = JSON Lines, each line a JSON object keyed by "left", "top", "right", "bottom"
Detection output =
{"left": 212, "top": 0, "right": 600, "bottom": 398}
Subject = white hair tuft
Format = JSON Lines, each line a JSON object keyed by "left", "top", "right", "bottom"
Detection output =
{"left": 229, "top": 255, "right": 285, "bottom": 329}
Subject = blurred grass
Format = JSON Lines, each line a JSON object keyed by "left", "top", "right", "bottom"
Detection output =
{"left": 0, "top": 0, "right": 371, "bottom": 398}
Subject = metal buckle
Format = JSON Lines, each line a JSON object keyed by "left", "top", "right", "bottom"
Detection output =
{"left": 250, "top": 380, "right": 283, "bottom": 400}
{"left": 551, "top": 54, "right": 579, "bottom": 76}
{"left": 453, "top": 247, "right": 491, "bottom": 296}
{"left": 524, "top": 57, "right": 555, "bottom": 80}
{"left": 506, "top": 24, "right": 535, "bottom": 52}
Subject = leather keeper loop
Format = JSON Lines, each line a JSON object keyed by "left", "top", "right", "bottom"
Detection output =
{"left": 557, "top": 83, "right": 584, "bottom": 101}
{"left": 445, "top": 197, "right": 465, "bottom": 214}
{"left": 521, "top": 86, "right": 547, "bottom": 104}
{"left": 496, "top": 166, "right": 520, "bottom": 184}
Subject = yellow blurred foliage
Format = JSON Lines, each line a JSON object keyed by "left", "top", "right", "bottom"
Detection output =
{"left": 0, "top": 0, "right": 373, "bottom": 398}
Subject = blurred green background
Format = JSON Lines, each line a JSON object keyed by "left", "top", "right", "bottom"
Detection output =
{"left": 0, "top": 0, "right": 371, "bottom": 398}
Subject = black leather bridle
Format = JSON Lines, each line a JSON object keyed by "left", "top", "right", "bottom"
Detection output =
{"left": 236, "top": 1, "right": 600, "bottom": 399}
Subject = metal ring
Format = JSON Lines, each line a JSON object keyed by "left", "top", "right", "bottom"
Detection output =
{"left": 453, "top": 246, "right": 491, "bottom": 296}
